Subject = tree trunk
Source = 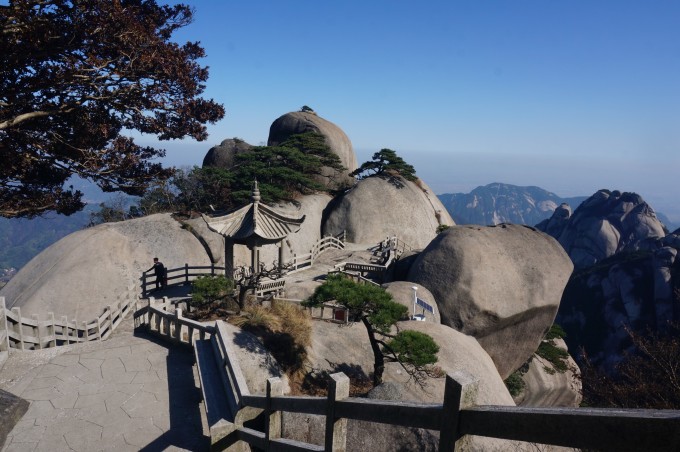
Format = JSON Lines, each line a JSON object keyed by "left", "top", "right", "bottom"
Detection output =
{"left": 362, "top": 316, "right": 385, "bottom": 386}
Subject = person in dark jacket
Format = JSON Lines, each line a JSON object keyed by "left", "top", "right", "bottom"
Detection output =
{"left": 147, "top": 257, "right": 167, "bottom": 290}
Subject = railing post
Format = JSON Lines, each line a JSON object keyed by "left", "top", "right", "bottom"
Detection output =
{"left": 49, "top": 312, "right": 57, "bottom": 347}
{"left": 95, "top": 315, "right": 102, "bottom": 341}
{"left": 12, "top": 307, "right": 24, "bottom": 350}
{"left": 174, "top": 309, "right": 182, "bottom": 343}
{"left": 265, "top": 377, "right": 284, "bottom": 450}
{"left": 185, "top": 263, "right": 189, "bottom": 284}
{"left": 82, "top": 321, "right": 89, "bottom": 342}
{"left": 142, "top": 272, "right": 147, "bottom": 298}
{"left": 439, "top": 371, "right": 479, "bottom": 451}
{"left": 0, "top": 297, "right": 9, "bottom": 352}
{"left": 105, "top": 305, "right": 113, "bottom": 338}
{"left": 62, "top": 315, "right": 69, "bottom": 345}
{"left": 32, "top": 314, "right": 41, "bottom": 349}
{"left": 325, "top": 372, "right": 349, "bottom": 452}
{"left": 72, "top": 317, "right": 78, "bottom": 343}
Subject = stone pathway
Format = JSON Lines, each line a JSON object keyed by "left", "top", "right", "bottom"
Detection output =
{"left": 0, "top": 319, "right": 209, "bottom": 452}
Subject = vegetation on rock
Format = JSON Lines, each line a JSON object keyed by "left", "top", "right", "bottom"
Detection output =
{"left": 436, "top": 224, "right": 450, "bottom": 234}
{"left": 504, "top": 368, "right": 527, "bottom": 397}
{"left": 304, "top": 274, "right": 439, "bottom": 386}
{"left": 350, "top": 149, "right": 417, "bottom": 182}
{"left": 504, "top": 324, "right": 569, "bottom": 396}
{"left": 537, "top": 324, "right": 570, "bottom": 374}
{"left": 0, "top": 0, "right": 224, "bottom": 218}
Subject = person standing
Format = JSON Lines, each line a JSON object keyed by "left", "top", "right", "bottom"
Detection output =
{"left": 147, "top": 257, "right": 166, "bottom": 290}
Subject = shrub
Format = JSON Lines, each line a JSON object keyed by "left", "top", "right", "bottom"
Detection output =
{"left": 191, "top": 275, "right": 234, "bottom": 306}
{"left": 436, "top": 224, "right": 450, "bottom": 234}
{"left": 504, "top": 370, "right": 526, "bottom": 397}
{"left": 536, "top": 324, "right": 570, "bottom": 374}
{"left": 387, "top": 330, "right": 439, "bottom": 367}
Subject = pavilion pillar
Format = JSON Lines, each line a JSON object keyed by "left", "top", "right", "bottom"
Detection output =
{"left": 224, "top": 239, "right": 234, "bottom": 279}
{"left": 251, "top": 245, "right": 259, "bottom": 272}
{"left": 278, "top": 240, "right": 284, "bottom": 273}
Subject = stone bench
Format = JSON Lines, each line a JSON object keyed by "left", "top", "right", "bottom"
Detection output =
{"left": 255, "top": 279, "right": 285, "bottom": 297}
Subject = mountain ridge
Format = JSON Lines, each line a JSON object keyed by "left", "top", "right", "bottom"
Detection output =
{"left": 438, "top": 182, "right": 678, "bottom": 231}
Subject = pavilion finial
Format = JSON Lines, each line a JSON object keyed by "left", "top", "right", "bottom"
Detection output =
{"left": 251, "top": 179, "right": 261, "bottom": 203}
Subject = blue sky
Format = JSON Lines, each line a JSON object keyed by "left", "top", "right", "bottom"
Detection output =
{"left": 149, "top": 1, "right": 680, "bottom": 219}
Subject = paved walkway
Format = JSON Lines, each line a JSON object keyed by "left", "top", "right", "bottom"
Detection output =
{"left": 0, "top": 319, "right": 209, "bottom": 452}
{"left": 0, "top": 243, "right": 382, "bottom": 452}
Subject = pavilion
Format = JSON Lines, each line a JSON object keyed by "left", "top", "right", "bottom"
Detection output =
{"left": 202, "top": 181, "right": 306, "bottom": 278}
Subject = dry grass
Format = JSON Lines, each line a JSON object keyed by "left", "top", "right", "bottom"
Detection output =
{"left": 230, "top": 301, "right": 313, "bottom": 387}
{"left": 231, "top": 305, "right": 282, "bottom": 331}
{"left": 271, "top": 300, "right": 312, "bottom": 348}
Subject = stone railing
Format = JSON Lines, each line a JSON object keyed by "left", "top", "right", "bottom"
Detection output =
{"left": 0, "top": 288, "right": 136, "bottom": 351}
{"left": 287, "top": 233, "right": 346, "bottom": 274}
{"left": 134, "top": 296, "right": 680, "bottom": 451}
{"left": 133, "top": 296, "right": 215, "bottom": 345}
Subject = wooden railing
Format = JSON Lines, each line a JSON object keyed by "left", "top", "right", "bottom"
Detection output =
{"left": 141, "top": 263, "right": 229, "bottom": 297}
{"left": 135, "top": 297, "right": 680, "bottom": 451}
{"left": 141, "top": 232, "right": 347, "bottom": 295}
{"left": 0, "top": 289, "right": 137, "bottom": 351}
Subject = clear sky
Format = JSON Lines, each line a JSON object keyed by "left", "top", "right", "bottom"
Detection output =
{"left": 148, "top": 1, "right": 680, "bottom": 220}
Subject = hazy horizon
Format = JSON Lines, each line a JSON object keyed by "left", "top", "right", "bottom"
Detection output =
{"left": 130, "top": 1, "right": 678, "bottom": 221}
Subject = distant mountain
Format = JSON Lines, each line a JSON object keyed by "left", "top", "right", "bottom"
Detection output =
{"left": 656, "top": 211, "right": 679, "bottom": 233}
{"left": 0, "top": 208, "right": 93, "bottom": 270}
{"left": 438, "top": 183, "right": 588, "bottom": 226}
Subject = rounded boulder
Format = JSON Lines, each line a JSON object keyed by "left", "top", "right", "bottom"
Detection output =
{"left": 268, "top": 111, "right": 357, "bottom": 189}
{"left": 284, "top": 320, "right": 518, "bottom": 451}
{"left": 407, "top": 224, "right": 573, "bottom": 379}
{"left": 322, "top": 175, "right": 455, "bottom": 249}
{"left": 0, "top": 214, "right": 211, "bottom": 321}
{"left": 202, "top": 137, "right": 253, "bottom": 169}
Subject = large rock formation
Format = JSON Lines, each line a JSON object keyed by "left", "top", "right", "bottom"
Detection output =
{"left": 557, "top": 243, "right": 679, "bottom": 372}
{"left": 438, "top": 183, "right": 586, "bottom": 226}
{"left": 268, "top": 111, "right": 357, "bottom": 190}
{"left": 202, "top": 137, "right": 254, "bottom": 169}
{"left": 322, "top": 175, "right": 455, "bottom": 249}
{"left": 548, "top": 189, "right": 665, "bottom": 269}
{"left": 535, "top": 202, "right": 572, "bottom": 238}
{"left": 0, "top": 214, "right": 211, "bottom": 320}
{"left": 407, "top": 224, "right": 573, "bottom": 378}
{"left": 284, "top": 321, "right": 524, "bottom": 451}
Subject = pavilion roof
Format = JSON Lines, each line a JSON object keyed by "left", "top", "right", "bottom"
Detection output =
{"left": 202, "top": 182, "right": 305, "bottom": 242}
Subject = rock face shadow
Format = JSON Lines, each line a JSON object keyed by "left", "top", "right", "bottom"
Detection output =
{"left": 232, "top": 330, "right": 280, "bottom": 377}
